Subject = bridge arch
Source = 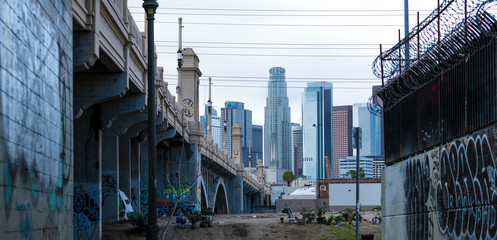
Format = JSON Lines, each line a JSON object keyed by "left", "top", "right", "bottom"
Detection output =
{"left": 213, "top": 178, "right": 229, "bottom": 214}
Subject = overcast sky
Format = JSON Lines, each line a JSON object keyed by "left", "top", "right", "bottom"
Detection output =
{"left": 128, "top": 0, "right": 438, "bottom": 125}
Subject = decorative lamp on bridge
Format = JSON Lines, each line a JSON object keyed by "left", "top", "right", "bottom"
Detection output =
{"left": 207, "top": 99, "right": 212, "bottom": 114}
{"left": 177, "top": 49, "right": 183, "bottom": 68}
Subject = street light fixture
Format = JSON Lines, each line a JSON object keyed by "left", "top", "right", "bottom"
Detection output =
{"left": 143, "top": 1, "right": 158, "bottom": 240}
{"left": 207, "top": 100, "right": 212, "bottom": 114}
{"left": 177, "top": 49, "right": 183, "bottom": 68}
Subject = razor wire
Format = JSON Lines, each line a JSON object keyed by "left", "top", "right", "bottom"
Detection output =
{"left": 369, "top": 0, "right": 497, "bottom": 115}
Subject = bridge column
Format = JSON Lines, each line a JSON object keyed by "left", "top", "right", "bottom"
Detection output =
{"left": 130, "top": 138, "right": 142, "bottom": 212}
{"left": 156, "top": 127, "right": 176, "bottom": 215}
{"left": 73, "top": 107, "right": 102, "bottom": 240}
{"left": 101, "top": 129, "right": 120, "bottom": 222}
{"left": 166, "top": 141, "right": 201, "bottom": 215}
{"left": 119, "top": 137, "right": 131, "bottom": 212}
{"left": 230, "top": 177, "right": 244, "bottom": 214}
{"left": 230, "top": 123, "right": 245, "bottom": 213}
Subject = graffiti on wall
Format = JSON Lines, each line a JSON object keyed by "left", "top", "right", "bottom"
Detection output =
{"left": 395, "top": 128, "right": 497, "bottom": 239}
{"left": 16, "top": 202, "right": 34, "bottom": 240}
{"left": 139, "top": 182, "right": 197, "bottom": 216}
{"left": 436, "top": 135, "right": 497, "bottom": 239}
{"left": 102, "top": 175, "right": 117, "bottom": 206}
{"left": 1, "top": 0, "right": 73, "bottom": 238}
{"left": 404, "top": 154, "right": 433, "bottom": 240}
{"left": 74, "top": 186, "right": 99, "bottom": 240}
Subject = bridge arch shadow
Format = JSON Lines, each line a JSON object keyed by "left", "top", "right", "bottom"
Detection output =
{"left": 200, "top": 179, "right": 208, "bottom": 209}
{"left": 214, "top": 179, "right": 229, "bottom": 214}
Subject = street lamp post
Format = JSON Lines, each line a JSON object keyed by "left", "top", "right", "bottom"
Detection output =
{"left": 353, "top": 127, "right": 362, "bottom": 240}
{"left": 143, "top": 1, "right": 158, "bottom": 240}
{"left": 312, "top": 123, "right": 321, "bottom": 212}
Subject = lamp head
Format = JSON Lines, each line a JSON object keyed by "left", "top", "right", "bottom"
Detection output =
{"left": 142, "top": 0, "right": 158, "bottom": 15}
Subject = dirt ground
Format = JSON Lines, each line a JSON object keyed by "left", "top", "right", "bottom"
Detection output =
{"left": 103, "top": 211, "right": 382, "bottom": 240}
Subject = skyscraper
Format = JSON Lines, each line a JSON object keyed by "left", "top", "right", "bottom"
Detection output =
{"left": 264, "top": 67, "right": 292, "bottom": 184}
{"left": 221, "top": 101, "right": 253, "bottom": 167}
{"left": 200, "top": 104, "right": 222, "bottom": 147}
{"left": 355, "top": 103, "right": 382, "bottom": 157}
{"left": 252, "top": 125, "right": 263, "bottom": 167}
{"left": 332, "top": 105, "right": 353, "bottom": 178}
{"left": 292, "top": 125, "right": 303, "bottom": 177}
{"left": 372, "top": 85, "right": 384, "bottom": 157}
{"left": 302, "top": 82, "right": 333, "bottom": 179}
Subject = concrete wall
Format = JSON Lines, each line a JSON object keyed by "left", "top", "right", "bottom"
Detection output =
{"left": 382, "top": 123, "right": 497, "bottom": 240}
{"left": 329, "top": 183, "right": 381, "bottom": 209}
{"left": 0, "top": 0, "right": 73, "bottom": 239}
{"left": 275, "top": 199, "right": 322, "bottom": 212}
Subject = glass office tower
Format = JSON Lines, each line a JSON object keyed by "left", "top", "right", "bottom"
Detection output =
{"left": 221, "top": 101, "right": 253, "bottom": 167}
{"left": 302, "top": 82, "right": 333, "bottom": 179}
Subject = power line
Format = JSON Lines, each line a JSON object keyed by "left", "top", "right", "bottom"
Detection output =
{"left": 156, "top": 40, "right": 395, "bottom": 46}
{"left": 137, "top": 20, "right": 404, "bottom": 27}
{"left": 165, "top": 83, "right": 376, "bottom": 89}
{"left": 157, "top": 51, "right": 376, "bottom": 57}
{"left": 163, "top": 78, "right": 379, "bottom": 84}
{"left": 128, "top": 6, "right": 431, "bottom": 13}
{"left": 165, "top": 74, "right": 379, "bottom": 81}
{"left": 156, "top": 44, "right": 379, "bottom": 50}
{"left": 130, "top": 11, "right": 419, "bottom": 17}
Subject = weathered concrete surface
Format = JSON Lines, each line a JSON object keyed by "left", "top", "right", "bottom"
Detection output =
{"left": 383, "top": 123, "right": 497, "bottom": 240}
{"left": 0, "top": 0, "right": 74, "bottom": 239}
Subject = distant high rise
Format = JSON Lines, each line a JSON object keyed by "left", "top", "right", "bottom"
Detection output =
{"left": 252, "top": 125, "right": 263, "bottom": 167}
{"left": 200, "top": 104, "right": 222, "bottom": 147}
{"left": 302, "top": 82, "right": 333, "bottom": 180}
{"left": 373, "top": 156, "right": 385, "bottom": 178}
{"left": 333, "top": 105, "right": 353, "bottom": 178}
{"left": 355, "top": 103, "right": 383, "bottom": 156}
{"left": 221, "top": 101, "right": 253, "bottom": 167}
{"left": 264, "top": 67, "right": 292, "bottom": 183}
{"left": 339, "top": 156, "right": 374, "bottom": 178}
{"left": 292, "top": 125, "right": 303, "bottom": 177}
{"left": 372, "top": 85, "right": 384, "bottom": 157}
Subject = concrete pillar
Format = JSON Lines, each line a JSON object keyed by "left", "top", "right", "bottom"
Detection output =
{"left": 119, "top": 137, "right": 131, "bottom": 213}
{"left": 230, "top": 177, "right": 244, "bottom": 214}
{"left": 130, "top": 138, "right": 141, "bottom": 212}
{"left": 156, "top": 147, "right": 167, "bottom": 215}
{"left": 74, "top": 107, "right": 102, "bottom": 240}
{"left": 101, "top": 129, "right": 119, "bottom": 222}
{"left": 230, "top": 123, "right": 245, "bottom": 213}
{"left": 166, "top": 142, "right": 201, "bottom": 215}
{"left": 140, "top": 140, "right": 149, "bottom": 210}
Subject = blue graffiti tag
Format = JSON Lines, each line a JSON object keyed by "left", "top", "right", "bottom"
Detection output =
{"left": 74, "top": 186, "right": 99, "bottom": 240}
{"left": 16, "top": 202, "right": 33, "bottom": 240}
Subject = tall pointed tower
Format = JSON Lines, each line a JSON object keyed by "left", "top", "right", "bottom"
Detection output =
{"left": 264, "top": 67, "right": 292, "bottom": 183}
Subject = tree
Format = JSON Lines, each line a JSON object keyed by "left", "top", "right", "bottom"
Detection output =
{"left": 282, "top": 170, "right": 296, "bottom": 187}
{"left": 346, "top": 168, "right": 365, "bottom": 178}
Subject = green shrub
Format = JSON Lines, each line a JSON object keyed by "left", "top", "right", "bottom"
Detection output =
{"left": 128, "top": 209, "right": 148, "bottom": 230}
{"left": 201, "top": 207, "right": 215, "bottom": 216}
{"left": 371, "top": 206, "right": 381, "bottom": 211}
{"left": 187, "top": 210, "right": 201, "bottom": 223}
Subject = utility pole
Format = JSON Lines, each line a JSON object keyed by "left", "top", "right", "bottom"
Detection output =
{"left": 312, "top": 123, "right": 321, "bottom": 211}
{"left": 404, "top": 0, "right": 410, "bottom": 67}
{"left": 143, "top": 1, "right": 158, "bottom": 239}
{"left": 207, "top": 77, "right": 213, "bottom": 140}
{"left": 248, "top": 141, "right": 252, "bottom": 170}
{"left": 176, "top": 17, "right": 183, "bottom": 102}
{"left": 223, "top": 102, "right": 228, "bottom": 154}
{"left": 353, "top": 127, "right": 362, "bottom": 240}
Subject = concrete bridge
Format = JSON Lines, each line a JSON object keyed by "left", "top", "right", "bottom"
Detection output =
{"left": 72, "top": 1, "right": 270, "bottom": 239}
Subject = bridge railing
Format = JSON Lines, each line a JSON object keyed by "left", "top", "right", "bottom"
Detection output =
{"left": 199, "top": 136, "right": 237, "bottom": 175}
